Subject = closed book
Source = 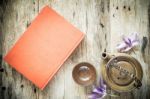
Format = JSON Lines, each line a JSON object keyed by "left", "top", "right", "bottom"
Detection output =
{"left": 4, "top": 6, "right": 84, "bottom": 90}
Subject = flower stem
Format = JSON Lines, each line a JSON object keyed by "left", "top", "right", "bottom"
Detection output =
{"left": 107, "top": 93, "right": 120, "bottom": 97}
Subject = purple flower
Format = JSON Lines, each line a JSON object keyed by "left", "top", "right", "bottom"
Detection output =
{"left": 116, "top": 33, "right": 140, "bottom": 52}
{"left": 88, "top": 78, "right": 106, "bottom": 99}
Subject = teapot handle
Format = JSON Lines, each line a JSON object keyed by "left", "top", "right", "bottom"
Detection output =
{"left": 134, "top": 77, "right": 142, "bottom": 89}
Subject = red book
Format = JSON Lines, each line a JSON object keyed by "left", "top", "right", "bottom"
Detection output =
{"left": 4, "top": 6, "right": 84, "bottom": 90}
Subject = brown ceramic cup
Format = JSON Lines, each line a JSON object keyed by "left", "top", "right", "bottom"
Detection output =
{"left": 72, "top": 62, "right": 96, "bottom": 86}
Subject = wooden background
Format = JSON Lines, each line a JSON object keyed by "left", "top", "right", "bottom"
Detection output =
{"left": 0, "top": 0, "right": 150, "bottom": 99}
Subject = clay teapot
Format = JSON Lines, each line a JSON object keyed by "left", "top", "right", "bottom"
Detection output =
{"left": 101, "top": 52, "right": 143, "bottom": 92}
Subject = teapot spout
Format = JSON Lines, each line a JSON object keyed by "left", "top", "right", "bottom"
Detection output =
{"left": 101, "top": 52, "right": 113, "bottom": 61}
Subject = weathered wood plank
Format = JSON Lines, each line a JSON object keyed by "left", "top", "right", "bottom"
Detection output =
{"left": 1, "top": 0, "right": 40, "bottom": 99}
{"left": 0, "top": 0, "right": 150, "bottom": 99}
{"left": 110, "top": 0, "right": 150, "bottom": 99}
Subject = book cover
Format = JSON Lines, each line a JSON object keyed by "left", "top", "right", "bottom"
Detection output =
{"left": 4, "top": 6, "right": 84, "bottom": 90}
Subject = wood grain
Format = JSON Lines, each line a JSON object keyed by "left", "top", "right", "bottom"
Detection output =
{"left": 0, "top": 0, "right": 150, "bottom": 99}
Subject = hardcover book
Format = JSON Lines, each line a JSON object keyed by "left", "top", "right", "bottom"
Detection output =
{"left": 4, "top": 6, "right": 84, "bottom": 90}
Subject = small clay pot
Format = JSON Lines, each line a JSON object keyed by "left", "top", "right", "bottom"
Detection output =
{"left": 72, "top": 62, "right": 96, "bottom": 86}
{"left": 101, "top": 52, "right": 143, "bottom": 92}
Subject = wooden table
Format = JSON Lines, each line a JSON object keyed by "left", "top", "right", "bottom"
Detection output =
{"left": 0, "top": 0, "right": 150, "bottom": 99}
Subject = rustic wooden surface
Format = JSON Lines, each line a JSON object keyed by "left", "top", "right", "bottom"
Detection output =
{"left": 0, "top": 0, "right": 150, "bottom": 99}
